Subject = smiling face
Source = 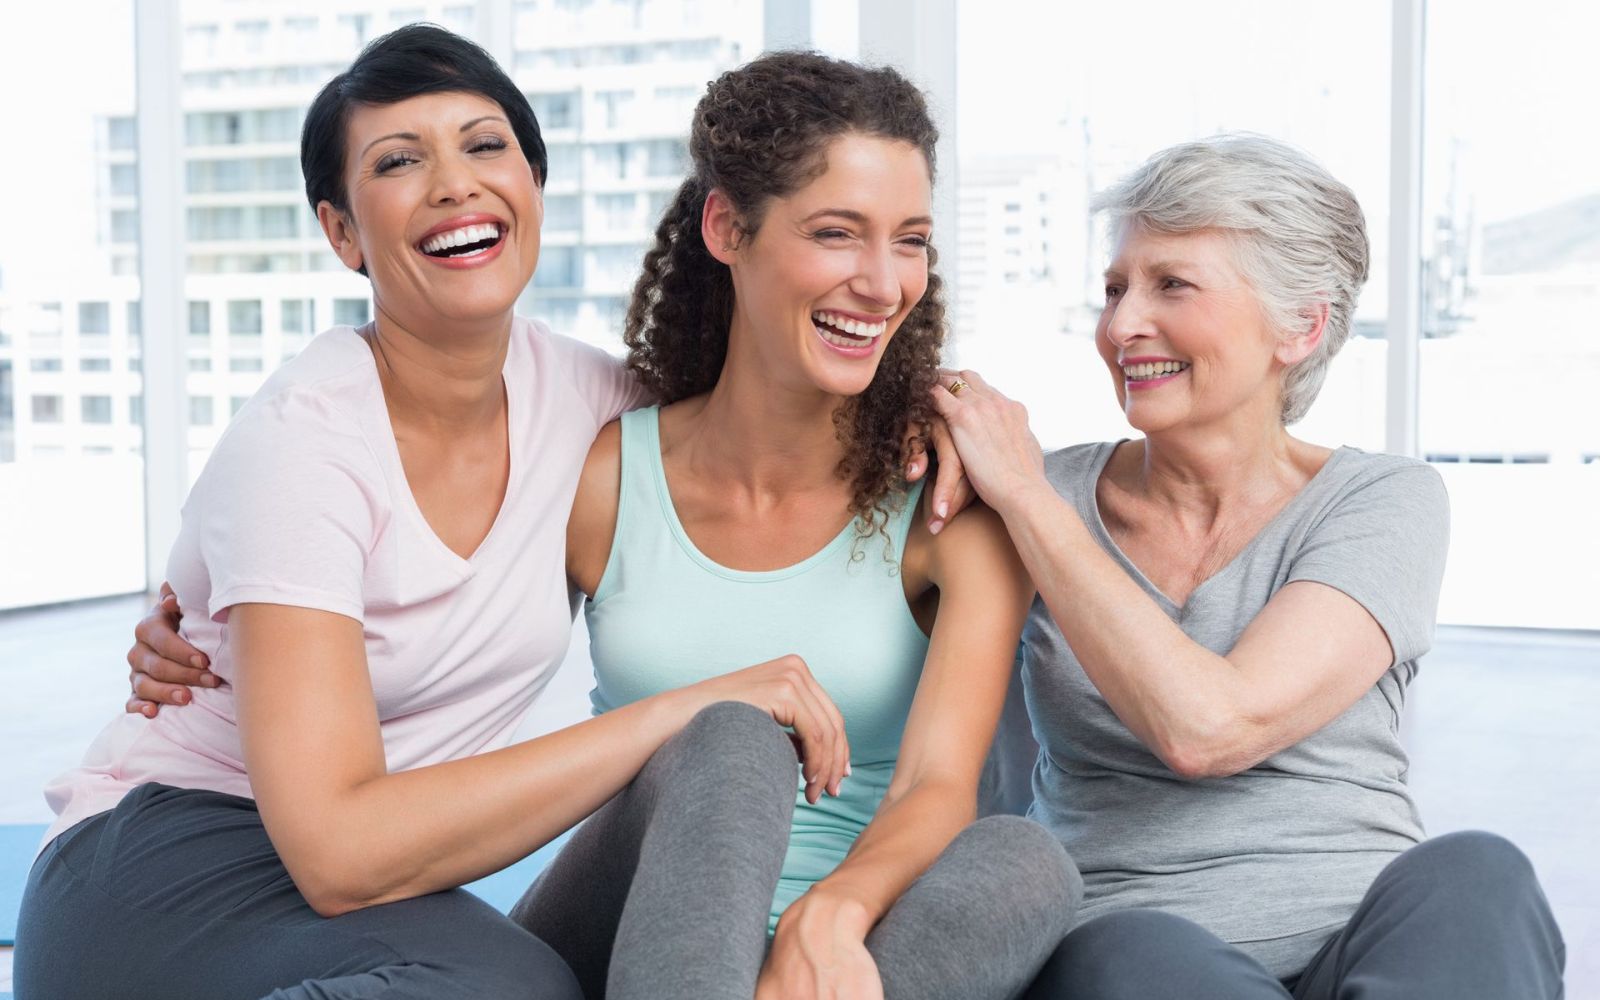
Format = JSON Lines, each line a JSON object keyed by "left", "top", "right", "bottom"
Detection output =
{"left": 319, "top": 90, "right": 542, "bottom": 332}
{"left": 1096, "top": 225, "right": 1309, "bottom": 436}
{"left": 712, "top": 132, "right": 933, "bottom": 399}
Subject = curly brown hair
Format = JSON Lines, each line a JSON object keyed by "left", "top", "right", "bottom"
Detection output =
{"left": 622, "top": 50, "right": 946, "bottom": 536}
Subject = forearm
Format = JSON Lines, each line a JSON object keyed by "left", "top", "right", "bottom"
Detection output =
{"left": 997, "top": 483, "right": 1250, "bottom": 775}
{"left": 804, "top": 777, "right": 976, "bottom": 927}
{"left": 268, "top": 690, "right": 693, "bottom": 915}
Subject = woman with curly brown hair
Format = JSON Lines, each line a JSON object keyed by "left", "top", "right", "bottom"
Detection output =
{"left": 503, "top": 51, "right": 1079, "bottom": 1000}
{"left": 107, "top": 43, "right": 1076, "bottom": 1000}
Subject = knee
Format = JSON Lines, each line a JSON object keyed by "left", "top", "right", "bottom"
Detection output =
{"left": 1033, "top": 910, "right": 1201, "bottom": 997}
{"left": 669, "top": 701, "right": 796, "bottom": 795}
{"left": 965, "top": 815, "right": 1083, "bottom": 917}
{"left": 463, "top": 926, "right": 584, "bottom": 1000}
{"left": 1402, "top": 830, "right": 1543, "bottom": 902}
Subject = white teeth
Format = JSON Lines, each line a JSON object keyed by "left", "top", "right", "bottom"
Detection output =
{"left": 1122, "top": 360, "right": 1189, "bottom": 380}
{"left": 810, "top": 310, "right": 887, "bottom": 339}
{"left": 421, "top": 222, "right": 503, "bottom": 255}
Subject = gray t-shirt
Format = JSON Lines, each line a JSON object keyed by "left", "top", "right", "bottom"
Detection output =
{"left": 1022, "top": 441, "right": 1449, "bottom": 978}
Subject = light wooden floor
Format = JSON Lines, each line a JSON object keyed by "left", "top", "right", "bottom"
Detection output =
{"left": 2, "top": 597, "right": 1596, "bottom": 996}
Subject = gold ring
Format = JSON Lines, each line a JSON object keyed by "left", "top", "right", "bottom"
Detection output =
{"left": 947, "top": 378, "right": 970, "bottom": 396}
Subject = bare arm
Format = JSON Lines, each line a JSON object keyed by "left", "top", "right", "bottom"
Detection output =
{"left": 929, "top": 370, "right": 1399, "bottom": 780}
{"left": 757, "top": 498, "right": 1033, "bottom": 998}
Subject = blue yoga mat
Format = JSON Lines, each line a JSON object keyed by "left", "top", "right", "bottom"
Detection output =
{"left": 1, "top": 823, "right": 568, "bottom": 948}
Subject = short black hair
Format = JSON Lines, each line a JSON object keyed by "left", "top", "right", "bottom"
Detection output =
{"left": 301, "top": 23, "right": 546, "bottom": 220}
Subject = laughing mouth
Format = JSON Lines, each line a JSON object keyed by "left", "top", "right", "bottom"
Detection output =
{"left": 812, "top": 309, "right": 888, "bottom": 348}
{"left": 418, "top": 222, "right": 505, "bottom": 259}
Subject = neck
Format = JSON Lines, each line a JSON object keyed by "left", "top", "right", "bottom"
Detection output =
{"left": 673, "top": 321, "right": 848, "bottom": 502}
{"left": 1135, "top": 397, "right": 1305, "bottom": 526}
{"left": 364, "top": 302, "right": 511, "bottom": 433}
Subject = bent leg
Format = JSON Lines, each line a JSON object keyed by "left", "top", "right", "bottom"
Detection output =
{"left": 511, "top": 701, "right": 798, "bottom": 1000}
{"left": 15, "top": 783, "right": 579, "bottom": 1000}
{"left": 866, "top": 815, "right": 1081, "bottom": 1000}
{"left": 1023, "top": 908, "right": 1292, "bottom": 1000}
{"left": 1292, "top": 830, "right": 1565, "bottom": 1000}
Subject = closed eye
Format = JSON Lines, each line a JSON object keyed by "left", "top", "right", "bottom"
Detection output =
{"left": 375, "top": 151, "right": 419, "bottom": 173}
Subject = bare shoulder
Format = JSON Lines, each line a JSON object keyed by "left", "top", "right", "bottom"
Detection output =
{"left": 910, "top": 494, "right": 1024, "bottom": 591}
{"left": 566, "top": 419, "right": 623, "bottom": 596}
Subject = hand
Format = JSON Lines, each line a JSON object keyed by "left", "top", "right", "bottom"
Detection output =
{"left": 126, "top": 582, "right": 219, "bottom": 718}
{"left": 675, "top": 654, "right": 849, "bottom": 805}
{"left": 903, "top": 414, "right": 976, "bottom": 535}
{"left": 757, "top": 891, "right": 883, "bottom": 1000}
{"left": 927, "top": 369, "right": 1048, "bottom": 517}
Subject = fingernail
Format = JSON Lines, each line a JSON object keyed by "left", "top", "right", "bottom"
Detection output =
{"left": 190, "top": 655, "right": 204, "bottom": 669}
{"left": 929, "top": 519, "right": 943, "bottom": 535}
{"left": 173, "top": 690, "right": 189, "bottom": 705}
{"left": 845, "top": 762, "right": 853, "bottom": 777}
{"left": 202, "top": 673, "right": 220, "bottom": 687}
{"left": 142, "top": 705, "right": 155, "bottom": 718}
{"left": 936, "top": 501, "right": 949, "bottom": 519}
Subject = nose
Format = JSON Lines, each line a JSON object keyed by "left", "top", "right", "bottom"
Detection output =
{"left": 1101, "top": 284, "right": 1155, "bottom": 350}
{"left": 849, "top": 240, "right": 901, "bottom": 310}
{"left": 428, "top": 149, "right": 481, "bottom": 206}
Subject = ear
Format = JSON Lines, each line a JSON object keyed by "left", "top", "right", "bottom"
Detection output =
{"left": 1276, "top": 299, "right": 1329, "bottom": 367}
{"left": 317, "top": 201, "right": 365, "bottom": 273}
{"left": 701, "top": 187, "right": 741, "bottom": 267}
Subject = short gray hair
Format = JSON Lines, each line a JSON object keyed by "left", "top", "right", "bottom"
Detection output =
{"left": 1092, "top": 134, "right": 1370, "bottom": 424}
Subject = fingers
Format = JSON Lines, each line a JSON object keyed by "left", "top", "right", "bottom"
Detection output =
{"left": 125, "top": 695, "right": 159, "bottom": 718}
{"left": 776, "top": 656, "right": 848, "bottom": 804}
{"left": 925, "top": 418, "right": 962, "bottom": 534}
{"left": 135, "top": 598, "right": 210, "bottom": 675}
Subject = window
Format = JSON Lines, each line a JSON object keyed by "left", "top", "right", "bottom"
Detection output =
{"left": 281, "top": 298, "right": 310, "bottom": 334}
{"left": 529, "top": 92, "right": 579, "bottom": 130}
{"left": 79, "top": 358, "right": 113, "bottom": 372}
{"left": 595, "top": 193, "right": 637, "bottom": 230}
{"left": 188, "top": 301, "right": 211, "bottom": 335}
{"left": 231, "top": 395, "right": 250, "bottom": 417}
{"left": 645, "top": 140, "right": 688, "bottom": 178}
{"left": 228, "top": 300, "right": 263, "bottom": 335}
{"left": 189, "top": 396, "right": 214, "bottom": 426}
{"left": 30, "top": 359, "right": 63, "bottom": 373}
{"left": 110, "top": 163, "right": 138, "bottom": 196}
{"left": 127, "top": 301, "right": 141, "bottom": 340}
{"left": 111, "top": 209, "right": 139, "bottom": 244}
{"left": 129, "top": 395, "right": 143, "bottom": 424}
{"left": 229, "top": 357, "right": 264, "bottom": 373}
{"left": 107, "top": 115, "right": 137, "bottom": 150}
{"left": 188, "top": 357, "right": 212, "bottom": 372}
{"left": 334, "top": 298, "right": 370, "bottom": 326}
{"left": 81, "top": 396, "right": 114, "bottom": 424}
{"left": 544, "top": 195, "right": 582, "bottom": 230}
{"left": 32, "top": 395, "right": 63, "bottom": 423}
{"left": 79, "top": 302, "right": 111, "bottom": 335}
{"left": 534, "top": 247, "right": 580, "bottom": 288}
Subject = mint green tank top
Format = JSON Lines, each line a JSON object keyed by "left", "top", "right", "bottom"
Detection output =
{"left": 586, "top": 406, "right": 931, "bottom": 932}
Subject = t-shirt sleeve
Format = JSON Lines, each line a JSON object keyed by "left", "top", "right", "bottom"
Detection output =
{"left": 196, "top": 391, "right": 382, "bottom": 623}
{"left": 1285, "top": 461, "right": 1449, "bottom": 664}
{"left": 549, "top": 326, "right": 652, "bottom": 426}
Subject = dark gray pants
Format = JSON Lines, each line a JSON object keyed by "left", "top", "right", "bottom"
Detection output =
{"left": 512, "top": 701, "right": 1082, "bottom": 1000}
{"left": 15, "top": 782, "right": 582, "bottom": 1000}
{"left": 1023, "top": 830, "right": 1565, "bottom": 1000}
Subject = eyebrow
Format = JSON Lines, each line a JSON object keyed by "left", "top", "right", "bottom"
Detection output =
{"left": 801, "top": 207, "right": 934, "bottom": 228}
{"left": 361, "top": 116, "right": 510, "bottom": 159}
{"left": 1103, "top": 259, "right": 1198, "bottom": 279}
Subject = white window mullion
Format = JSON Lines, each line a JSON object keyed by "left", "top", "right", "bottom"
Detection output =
{"left": 134, "top": 0, "right": 188, "bottom": 592}
{"left": 1386, "top": 0, "right": 1425, "bottom": 458}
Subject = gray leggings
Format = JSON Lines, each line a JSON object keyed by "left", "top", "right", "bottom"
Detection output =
{"left": 1023, "top": 830, "right": 1565, "bottom": 1000}
{"left": 512, "top": 700, "right": 1082, "bottom": 1000}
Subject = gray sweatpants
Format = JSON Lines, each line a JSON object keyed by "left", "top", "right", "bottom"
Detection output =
{"left": 16, "top": 782, "right": 583, "bottom": 999}
{"left": 512, "top": 700, "right": 1082, "bottom": 1000}
{"left": 1023, "top": 830, "right": 1565, "bottom": 999}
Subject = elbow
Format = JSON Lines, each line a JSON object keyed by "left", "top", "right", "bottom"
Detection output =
{"left": 287, "top": 851, "right": 385, "bottom": 919}
{"left": 1154, "top": 719, "right": 1262, "bottom": 781}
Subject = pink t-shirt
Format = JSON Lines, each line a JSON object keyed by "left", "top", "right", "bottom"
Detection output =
{"left": 43, "top": 317, "right": 644, "bottom": 847}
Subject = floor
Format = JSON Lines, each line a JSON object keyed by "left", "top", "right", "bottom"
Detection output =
{"left": 1, "top": 595, "right": 1595, "bottom": 995}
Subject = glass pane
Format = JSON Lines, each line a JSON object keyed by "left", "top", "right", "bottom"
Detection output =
{"left": 0, "top": 1, "right": 144, "bottom": 609}
{"left": 511, "top": 0, "right": 764, "bottom": 346}
{"left": 954, "top": 0, "right": 1391, "bottom": 452}
{"left": 1421, "top": 3, "right": 1600, "bottom": 628}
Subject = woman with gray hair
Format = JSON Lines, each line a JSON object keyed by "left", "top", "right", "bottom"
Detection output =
{"left": 930, "top": 134, "right": 1564, "bottom": 998}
